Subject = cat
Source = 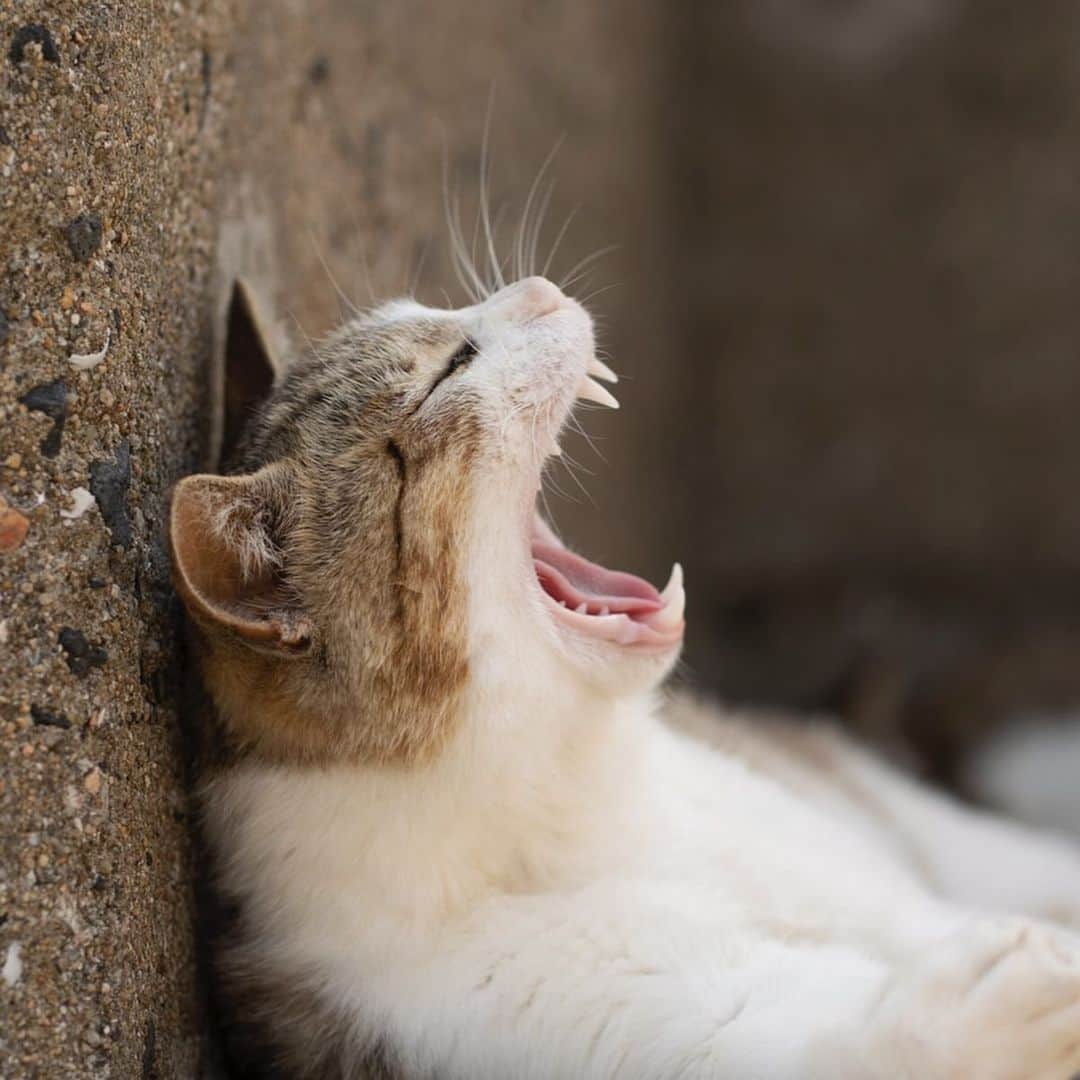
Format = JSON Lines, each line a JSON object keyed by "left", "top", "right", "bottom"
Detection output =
{"left": 171, "top": 275, "right": 1080, "bottom": 1078}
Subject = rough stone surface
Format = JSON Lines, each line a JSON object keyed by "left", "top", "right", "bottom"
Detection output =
{"left": 0, "top": 2, "right": 234, "bottom": 1075}
{"left": 9, "top": 25, "right": 59, "bottom": 66}
{"left": 18, "top": 378, "right": 67, "bottom": 458}
{"left": 57, "top": 627, "right": 108, "bottom": 679}
{"left": 88, "top": 439, "right": 132, "bottom": 550}
{"left": 63, "top": 212, "right": 103, "bottom": 263}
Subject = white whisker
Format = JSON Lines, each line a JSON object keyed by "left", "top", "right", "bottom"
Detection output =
{"left": 541, "top": 461, "right": 582, "bottom": 506}
{"left": 558, "top": 445, "right": 597, "bottom": 480}
{"left": 559, "top": 245, "right": 619, "bottom": 293}
{"left": 516, "top": 137, "right": 564, "bottom": 282}
{"left": 528, "top": 182, "right": 556, "bottom": 279}
{"left": 576, "top": 282, "right": 620, "bottom": 308}
{"left": 442, "top": 136, "right": 487, "bottom": 303}
{"left": 407, "top": 235, "right": 431, "bottom": 299}
{"left": 478, "top": 89, "right": 505, "bottom": 294}
{"left": 566, "top": 410, "right": 608, "bottom": 465}
{"left": 287, "top": 310, "right": 325, "bottom": 364}
{"left": 307, "top": 229, "right": 361, "bottom": 319}
{"left": 541, "top": 204, "right": 579, "bottom": 281}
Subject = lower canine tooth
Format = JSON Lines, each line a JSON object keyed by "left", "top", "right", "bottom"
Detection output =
{"left": 575, "top": 602, "right": 588, "bottom": 614}
{"left": 659, "top": 562, "right": 684, "bottom": 603}
{"left": 652, "top": 562, "right": 686, "bottom": 630}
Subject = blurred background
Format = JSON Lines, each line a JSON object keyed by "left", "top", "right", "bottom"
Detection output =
{"left": 239, "top": 0, "right": 1080, "bottom": 792}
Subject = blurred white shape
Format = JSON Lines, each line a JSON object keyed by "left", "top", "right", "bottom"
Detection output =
{"left": 60, "top": 487, "right": 96, "bottom": 520}
{"left": 68, "top": 328, "right": 111, "bottom": 370}
{"left": 966, "top": 715, "right": 1080, "bottom": 836}
{"left": 3, "top": 942, "right": 22, "bottom": 987}
{"left": 746, "top": 0, "right": 963, "bottom": 70}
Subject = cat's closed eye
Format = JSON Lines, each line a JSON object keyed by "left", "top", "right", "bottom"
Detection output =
{"left": 423, "top": 336, "right": 478, "bottom": 400}
{"left": 443, "top": 338, "right": 477, "bottom": 378}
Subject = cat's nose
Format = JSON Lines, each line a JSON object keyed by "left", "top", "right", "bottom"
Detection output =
{"left": 516, "top": 276, "right": 564, "bottom": 318}
{"left": 487, "top": 276, "right": 564, "bottom": 322}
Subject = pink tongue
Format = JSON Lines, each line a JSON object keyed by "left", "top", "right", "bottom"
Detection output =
{"left": 532, "top": 541, "right": 662, "bottom": 615}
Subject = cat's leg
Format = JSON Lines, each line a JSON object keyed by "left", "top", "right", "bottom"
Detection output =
{"left": 813, "top": 917, "right": 1080, "bottom": 1080}
{"left": 372, "top": 891, "right": 1080, "bottom": 1079}
{"left": 787, "top": 723, "right": 1080, "bottom": 927}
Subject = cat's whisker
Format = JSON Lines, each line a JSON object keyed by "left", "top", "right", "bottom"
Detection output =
{"left": 448, "top": 190, "right": 486, "bottom": 303}
{"left": 286, "top": 310, "right": 323, "bottom": 363}
{"left": 528, "top": 182, "right": 556, "bottom": 280}
{"left": 407, "top": 235, "right": 431, "bottom": 299}
{"left": 577, "top": 283, "right": 620, "bottom": 309}
{"left": 558, "top": 450, "right": 596, "bottom": 508}
{"left": 557, "top": 446, "right": 596, "bottom": 479}
{"left": 541, "top": 460, "right": 582, "bottom": 506}
{"left": 307, "top": 229, "right": 361, "bottom": 318}
{"left": 516, "top": 137, "right": 564, "bottom": 283}
{"left": 541, "top": 203, "right": 579, "bottom": 282}
{"left": 442, "top": 140, "right": 487, "bottom": 303}
{"left": 559, "top": 245, "right": 618, "bottom": 293}
{"left": 478, "top": 93, "right": 505, "bottom": 295}
{"left": 566, "top": 411, "right": 608, "bottom": 465}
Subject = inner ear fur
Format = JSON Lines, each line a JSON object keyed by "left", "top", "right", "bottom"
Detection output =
{"left": 169, "top": 463, "right": 312, "bottom": 655}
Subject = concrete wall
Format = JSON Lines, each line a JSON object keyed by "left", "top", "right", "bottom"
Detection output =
{"left": 1, "top": 2, "right": 238, "bottom": 1075}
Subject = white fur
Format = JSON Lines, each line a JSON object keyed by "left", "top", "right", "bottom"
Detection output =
{"left": 206, "top": 281, "right": 1080, "bottom": 1078}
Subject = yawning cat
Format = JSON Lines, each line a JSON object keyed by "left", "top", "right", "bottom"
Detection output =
{"left": 171, "top": 276, "right": 1080, "bottom": 1079}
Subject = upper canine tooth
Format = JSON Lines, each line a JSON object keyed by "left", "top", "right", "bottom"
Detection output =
{"left": 587, "top": 358, "right": 618, "bottom": 384}
{"left": 577, "top": 376, "right": 619, "bottom": 409}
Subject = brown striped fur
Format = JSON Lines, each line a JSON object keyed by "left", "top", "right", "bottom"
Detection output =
{"left": 171, "top": 312, "right": 480, "bottom": 767}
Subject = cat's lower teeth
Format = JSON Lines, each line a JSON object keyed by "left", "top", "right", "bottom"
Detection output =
{"left": 650, "top": 564, "right": 685, "bottom": 630}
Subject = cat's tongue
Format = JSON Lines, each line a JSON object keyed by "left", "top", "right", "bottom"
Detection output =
{"left": 532, "top": 542, "right": 663, "bottom": 617}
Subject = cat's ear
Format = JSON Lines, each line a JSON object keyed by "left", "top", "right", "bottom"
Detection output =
{"left": 169, "top": 463, "right": 313, "bottom": 656}
{"left": 220, "top": 278, "right": 286, "bottom": 467}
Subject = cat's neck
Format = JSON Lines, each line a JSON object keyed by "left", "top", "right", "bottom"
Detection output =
{"left": 212, "top": 684, "right": 661, "bottom": 927}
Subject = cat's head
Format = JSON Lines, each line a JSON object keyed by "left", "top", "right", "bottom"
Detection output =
{"left": 170, "top": 277, "right": 684, "bottom": 765}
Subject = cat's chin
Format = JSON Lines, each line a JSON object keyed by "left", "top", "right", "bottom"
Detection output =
{"left": 529, "top": 513, "right": 685, "bottom": 658}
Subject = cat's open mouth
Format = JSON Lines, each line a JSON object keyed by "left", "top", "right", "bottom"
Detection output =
{"left": 521, "top": 342, "right": 684, "bottom": 651}
{"left": 531, "top": 514, "right": 685, "bottom": 651}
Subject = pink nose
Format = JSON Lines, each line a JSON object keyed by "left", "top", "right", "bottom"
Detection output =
{"left": 516, "top": 276, "right": 564, "bottom": 317}
{"left": 488, "top": 276, "right": 564, "bottom": 322}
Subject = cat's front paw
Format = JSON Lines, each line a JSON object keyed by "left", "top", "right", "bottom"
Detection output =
{"left": 867, "top": 920, "right": 1080, "bottom": 1080}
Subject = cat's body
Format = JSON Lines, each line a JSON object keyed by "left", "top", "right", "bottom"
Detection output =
{"left": 172, "top": 276, "right": 1080, "bottom": 1078}
{"left": 206, "top": 693, "right": 1080, "bottom": 1079}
